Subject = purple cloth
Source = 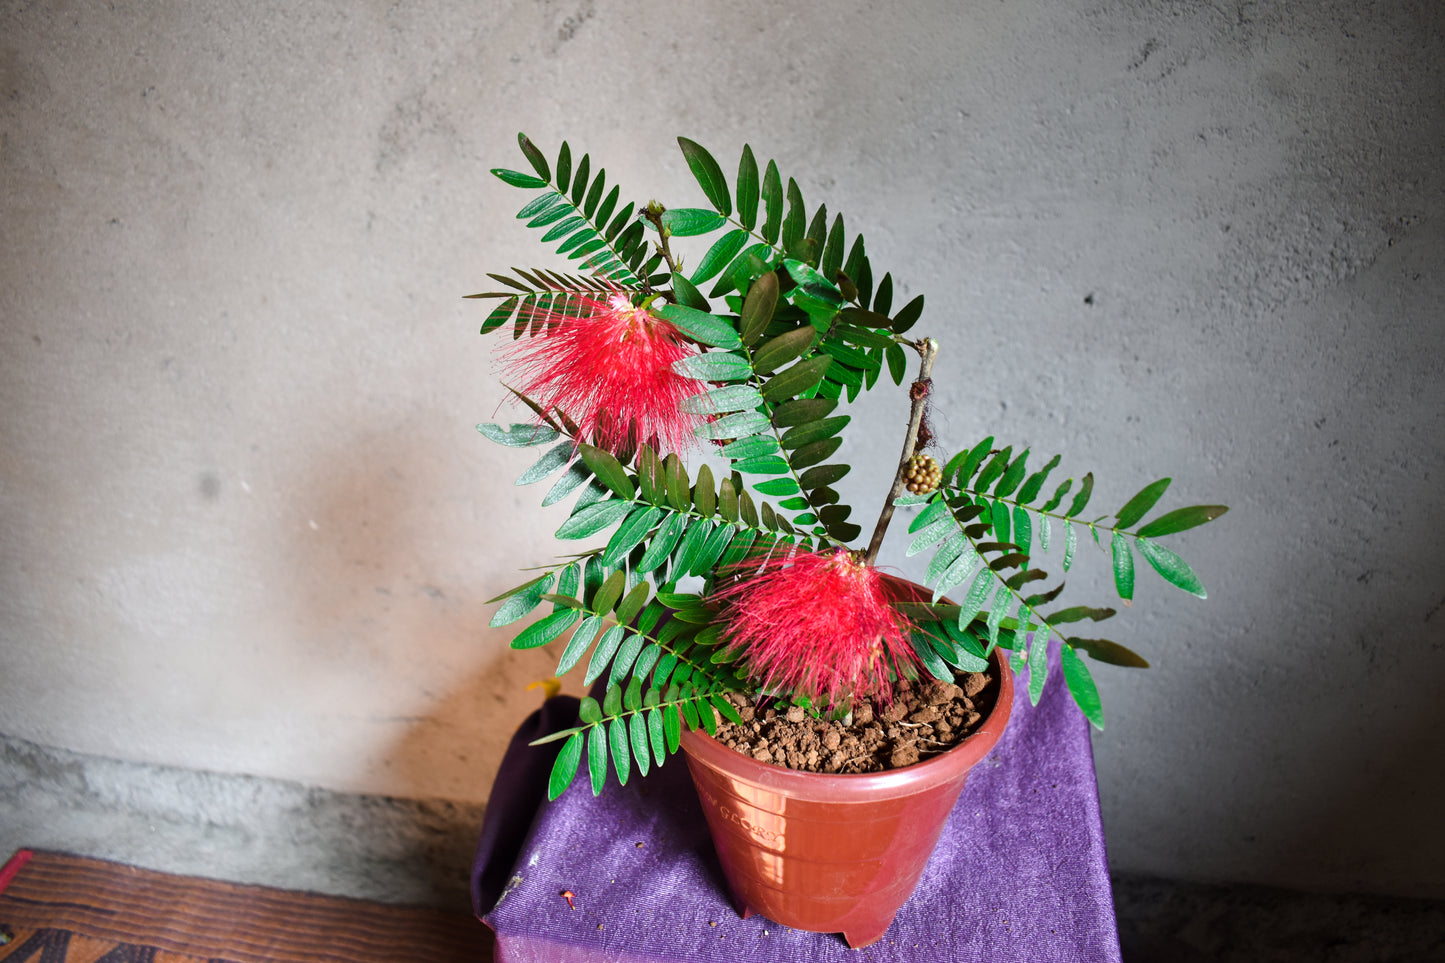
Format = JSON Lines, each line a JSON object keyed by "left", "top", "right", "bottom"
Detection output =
{"left": 473, "top": 651, "right": 1122, "bottom": 962}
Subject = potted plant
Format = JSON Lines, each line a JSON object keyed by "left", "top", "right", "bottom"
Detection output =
{"left": 471, "top": 134, "right": 1226, "bottom": 947}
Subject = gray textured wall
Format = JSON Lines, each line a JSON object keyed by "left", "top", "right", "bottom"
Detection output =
{"left": 2, "top": 1, "right": 1442, "bottom": 897}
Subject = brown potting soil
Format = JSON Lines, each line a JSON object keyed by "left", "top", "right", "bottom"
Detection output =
{"left": 711, "top": 670, "right": 999, "bottom": 773}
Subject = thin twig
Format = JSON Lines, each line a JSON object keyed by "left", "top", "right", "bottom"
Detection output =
{"left": 865, "top": 338, "right": 940, "bottom": 565}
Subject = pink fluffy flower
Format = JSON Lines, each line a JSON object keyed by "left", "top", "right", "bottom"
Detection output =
{"left": 711, "top": 550, "right": 919, "bottom": 707}
{"left": 500, "top": 294, "right": 704, "bottom": 455}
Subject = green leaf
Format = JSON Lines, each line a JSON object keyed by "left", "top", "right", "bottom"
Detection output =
{"left": 570, "top": 153, "right": 591, "bottom": 206}
{"left": 784, "top": 259, "right": 844, "bottom": 307}
{"left": 1111, "top": 530, "right": 1135, "bottom": 602}
{"left": 985, "top": 586, "right": 1010, "bottom": 652}
{"left": 591, "top": 569, "right": 626, "bottom": 615}
{"left": 907, "top": 497, "right": 951, "bottom": 534}
{"left": 736, "top": 144, "right": 760, "bottom": 230}
{"left": 739, "top": 271, "right": 779, "bottom": 346}
{"left": 601, "top": 503, "right": 661, "bottom": 563}
{"left": 772, "top": 397, "right": 836, "bottom": 428}
{"left": 664, "top": 704, "right": 682, "bottom": 752}
{"left": 954, "top": 570, "right": 994, "bottom": 629}
{"left": 1136, "top": 537, "right": 1207, "bottom": 598}
{"left": 761, "top": 159, "right": 783, "bottom": 244}
{"left": 908, "top": 516, "right": 955, "bottom": 556}
{"left": 1068, "top": 637, "right": 1150, "bottom": 668}
{"left": 660, "top": 208, "right": 727, "bottom": 237}
{"left": 694, "top": 410, "right": 772, "bottom": 441}
{"left": 975, "top": 446, "right": 1013, "bottom": 492}
{"left": 780, "top": 415, "right": 849, "bottom": 449}
{"left": 578, "top": 696, "right": 603, "bottom": 725}
{"left": 934, "top": 545, "right": 982, "bottom": 601}
{"left": 673, "top": 351, "right": 752, "bottom": 383}
{"left": 891, "top": 294, "right": 924, "bottom": 334}
{"left": 489, "top": 573, "right": 554, "bottom": 626}
{"left": 1059, "top": 645, "right": 1104, "bottom": 730}
{"left": 789, "top": 436, "right": 843, "bottom": 469}
{"left": 555, "top": 141, "right": 572, "bottom": 192}
{"left": 799, "top": 463, "right": 849, "bottom": 489}
{"left": 692, "top": 229, "right": 750, "bottom": 285}
{"left": 636, "top": 512, "right": 689, "bottom": 572}
{"left": 516, "top": 441, "right": 574, "bottom": 486}
{"left": 672, "top": 518, "right": 715, "bottom": 578}
{"left": 628, "top": 712, "right": 651, "bottom": 777}
{"left": 547, "top": 731, "right": 584, "bottom": 800}
{"left": 615, "top": 581, "right": 651, "bottom": 626}
{"left": 510, "top": 609, "right": 580, "bottom": 650}
{"left": 681, "top": 384, "right": 764, "bottom": 415}
{"left": 517, "top": 133, "right": 550, "bottom": 181}
{"left": 584, "top": 625, "right": 626, "bottom": 685}
{"left": 760, "top": 355, "right": 833, "bottom": 402}
{"left": 653, "top": 303, "right": 741, "bottom": 349}
{"left": 647, "top": 707, "right": 666, "bottom": 765}
{"left": 577, "top": 444, "right": 635, "bottom": 500}
{"left": 885, "top": 342, "right": 907, "bottom": 384}
{"left": 1136, "top": 504, "right": 1230, "bottom": 538}
{"left": 1063, "top": 519, "right": 1078, "bottom": 571}
{"left": 950, "top": 436, "right": 995, "bottom": 486}
{"left": 608, "top": 717, "right": 631, "bottom": 787}
{"left": 1047, "top": 605, "right": 1116, "bottom": 624}
{"left": 609, "top": 630, "right": 646, "bottom": 686}
{"left": 1027, "top": 618, "right": 1049, "bottom": 706}
{"left": 751, "top": 327, "right": 817, "bottom": 377}
{"left": 587, "top": 725, "right": 608, "bottom": 795}
{"left": 670, "top": 273, "right": 709, "bottom": 312}
{"left": 477, "top": 423, "right": 560, "bottom": 448}
{"left": 781, "top": 179, "right": 807, "bottom": 258}
{"left": 493, "top": 168, "right": 547, "bottom": 189}
{"left": 677, "top": 137, "right": 731, "bottom": 216}
{"left": 994, "top": 450, "right": 1030, "bottom": 498}
{"left": 1067, "top": 473, "right": 1095, "bottom": 517}
{"left": 556, "top": 615, "right": 603, "bottom": 676}
{"left": 1116, "top": 478, "right": 1172, "bottom": 529}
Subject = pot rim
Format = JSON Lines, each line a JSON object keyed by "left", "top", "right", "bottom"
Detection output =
{"left": 679, "top": 645, "right": 1014, "bottom": 800}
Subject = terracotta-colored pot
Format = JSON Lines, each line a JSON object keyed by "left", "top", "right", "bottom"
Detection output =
{"left": 678, "top": 610, "right": 1013, "bottom": 949}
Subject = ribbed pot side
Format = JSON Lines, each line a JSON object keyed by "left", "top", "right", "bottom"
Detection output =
{"left": 679, "top": 640, "right": 1014, "bottom": 949}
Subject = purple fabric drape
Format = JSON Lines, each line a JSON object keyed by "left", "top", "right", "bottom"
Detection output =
{"left": 473, "top": 650, "right": 1122, "bottom": 962}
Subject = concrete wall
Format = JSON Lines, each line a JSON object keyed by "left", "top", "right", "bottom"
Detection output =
{"left": 2, "top": 0, "right": 1441, "bottom": 897}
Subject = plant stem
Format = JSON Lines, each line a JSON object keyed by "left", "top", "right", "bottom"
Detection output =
{"left": 640, "top": 204, "right": 682, "bottom": 296}
{"left": 864, "top": 337, "right": 939, "bottom": 565}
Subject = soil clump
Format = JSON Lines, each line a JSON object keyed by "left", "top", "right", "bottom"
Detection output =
{"left": 711, "top": 670, "right": 998, "bottom": 774}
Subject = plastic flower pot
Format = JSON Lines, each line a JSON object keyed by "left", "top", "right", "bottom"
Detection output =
{"left": 678, "top": 620, "right": 1013, "bottom": 948}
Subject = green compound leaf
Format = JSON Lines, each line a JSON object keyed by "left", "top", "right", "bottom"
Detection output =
{"left": 647, "top": 707, "right": 666, "bottom": 766}
{"left": 1111, "top": 530, "right": 1135, "bottom": 602}
{"left": 1059, "top": 644, "right": 1104, "bottom": 731}
{"left": 681, "top": 384, "right": 764, "bottom": 415}
{"left": 653, "top": 303, "right": 741, "bottom": 349}
{"left": 677, "top": 137, "right": 732, "bottom": 216}
{"left": 556, "top": 499, "right": 630, "bottom": 541}
{"left": 694, "top": 410, "right": 772, "bottom": 441}
{"left": 669, "top": 273, "right": 709, "bottom": 311}
{"left": 761, "top": 160, "right": 783, "bottom": 244}
{"left": 516, "top": 441, "right": 574, "bottom": 486}
{"left": 488, "top": 573, "right": 554, "bottom": 626}
{"left": 1116, "top": 477, "right": 1171, "bottom": 529}
{"left": 1136, "top": 504, "right": 1230, "bottom": 538}
{"left": 1136, "top": 537, "right": 1207, "bottom": 598}
{"left": 1067, "top": 473, "right": 1095, "bottom": 517}
{"left": 547, "top": 731, "right": 584, "bottom": 800}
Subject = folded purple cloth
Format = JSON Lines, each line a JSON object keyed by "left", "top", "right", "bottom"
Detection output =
{"left": 473, "top": 651, "right": 1122, "bottom": 962}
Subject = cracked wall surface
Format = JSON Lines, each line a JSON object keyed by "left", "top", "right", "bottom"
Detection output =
{"left": 2, "top": 0, "right": 1442, "bottom": 895}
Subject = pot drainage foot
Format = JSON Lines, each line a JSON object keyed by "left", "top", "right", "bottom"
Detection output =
{"left": 842, "top": 919, "right": 895, "bottom": 950}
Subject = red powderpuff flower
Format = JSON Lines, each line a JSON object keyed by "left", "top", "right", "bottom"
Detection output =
{"left": 500, "top": 294, "right": 704, "bottom": 454}
{"left": 711, "top": 549, "right": 920, "bottom": 707}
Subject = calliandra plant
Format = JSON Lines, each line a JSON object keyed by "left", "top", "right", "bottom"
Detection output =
{"left": 473, "top": 134, "right": 1227, "bottom": 799}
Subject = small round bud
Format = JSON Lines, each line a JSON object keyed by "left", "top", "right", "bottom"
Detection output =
{"left": 904, "top": 453, "right": 942, "bottom": 494}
